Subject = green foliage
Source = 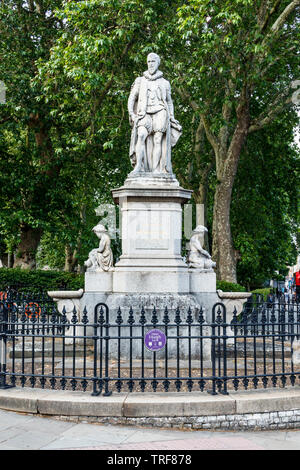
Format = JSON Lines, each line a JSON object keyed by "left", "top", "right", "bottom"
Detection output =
{"left": 0, "top": 0, "right": 69, "bottom": 262}
{"left": 251, "top": 288, "right": 271, "bottom": 300}
{"left": 233, "top": 112, "right": 299, "bottom": 287}
{"left": 0, "top": 0, "right": 180, "bottom": 269}
{"left": 0, "top": 0, "right": 298, "bottom": 284}
{"left": 173, "top": 0, "right": 300, "bottom": 282}
{"left": 216, "top": 281, "right": 246, "bottom": 292}
{"left": 0, "top": 268, "right": 84, "bottom": 292}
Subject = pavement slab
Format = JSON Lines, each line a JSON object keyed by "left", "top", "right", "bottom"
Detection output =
{"left": 65, "top": 437, "right": 264, "bottom": 450}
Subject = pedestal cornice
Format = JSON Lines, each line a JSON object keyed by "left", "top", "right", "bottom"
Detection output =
{"left": 112, "top": 185, "right": 192, "bottom": 205}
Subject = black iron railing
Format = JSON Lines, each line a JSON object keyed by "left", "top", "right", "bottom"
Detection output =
{"left": 1, "top": 296, "right": 300, "bottom": 395}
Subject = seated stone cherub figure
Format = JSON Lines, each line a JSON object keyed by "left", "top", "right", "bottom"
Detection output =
{"left": 188, "top": 225, "right": 216, "bottom": 270}
{"left": 84, "top": 224, "right": 113, "bottom": 272}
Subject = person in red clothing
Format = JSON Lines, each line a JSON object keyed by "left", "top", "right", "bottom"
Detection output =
{"left": 295, "top": 271, "right": 300, "bottom": 302}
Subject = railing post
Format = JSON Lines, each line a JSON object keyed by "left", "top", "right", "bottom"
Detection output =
{"left": 92, "top": 304, "right": 100, "bottom": 396}
{"left": 221, "top": 303, "right": 228, "bottom": 395}
{"left": 208, "top": 304, "right": 218, "bottom": 395}
{"left": 103, "top": 304, "right": 112, "bottom": 397}
{"left": 210, "top": 303, "right": 228, "bottom": 395}
{"left": 92, "top": 303, "right": 112, "bottom": 397}
{"left": 0, "top": 302, "right": 14, "bottom": 389}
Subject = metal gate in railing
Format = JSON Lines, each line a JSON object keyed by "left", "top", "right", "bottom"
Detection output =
{"left": 1, "top": 299, "right": 300, "bottom": 395}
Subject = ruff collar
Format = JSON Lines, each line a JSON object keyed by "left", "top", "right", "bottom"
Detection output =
{"left": 143, "top": 70, "right": 163, "bottom": 81}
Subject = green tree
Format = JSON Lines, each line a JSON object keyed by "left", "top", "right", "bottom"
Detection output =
{"left": 175, "top": 0, "right": 299, "bottom": 282}
{"left": 0, "top": 0, "right": 65, "bottom": 267}
{"left": 1, "top": 0, "right": 298, "bottom": 283}
{"left": 0, "top": 0, "right": 182, "bottom": 270}
{"left": 232, "top": 110, "right": 299, "bottom": 288}
{"left": 35, "top": 0, "right": 181, "bottom": 270}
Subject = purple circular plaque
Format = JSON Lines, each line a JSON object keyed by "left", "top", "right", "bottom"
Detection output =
{"left": 144, "top": 329, "right": 166, "bottom": 352}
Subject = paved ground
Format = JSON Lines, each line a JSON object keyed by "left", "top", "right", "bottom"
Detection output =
{"left": 1, "top": 409, "right": 300, "bottom": 450}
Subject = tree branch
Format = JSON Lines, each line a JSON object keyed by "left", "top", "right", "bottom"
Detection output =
{"left": 258, "top": 0, "right": 282, "bottom": 33}
{"left": 271, "top": 0, "right": 300, "bottom": 33}
{"left": 248, "top": 93, "right": 292, "bottom": 133}
{"left": 200, "top": 114, "right": 220, "bottom": 156}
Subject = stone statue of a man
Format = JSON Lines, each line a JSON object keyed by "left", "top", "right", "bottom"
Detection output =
{"left": 84, "top": 224, "right": 113, "bottom": 272}
{"left": 128, "top": 52, "right": 182, "bottom": 176}
{"left": 188, "top": 225, "right": 216, "bottom": 271}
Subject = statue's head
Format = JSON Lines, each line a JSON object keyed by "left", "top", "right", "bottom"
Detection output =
{"left": 147, "top": 52, "right": 160, "bottom": 75}
{"left": 192, "top": 225, "right": 208, "bottom": 235}
{"left": 92, "top": 224, "right": 107, "bottom": 236}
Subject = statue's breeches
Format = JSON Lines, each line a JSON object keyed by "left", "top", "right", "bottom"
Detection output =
{"left": 138, "top": 109, "right": 168, "bottom": 134}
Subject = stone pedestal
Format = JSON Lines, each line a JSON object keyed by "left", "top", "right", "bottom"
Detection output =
{"left": 81, "top": 175, "right": 218, "bottom": 312}
{"left": 77, "top": 176, "right": 219, "bottom": 362}
{"left": 190, "top": 270, "right": 217, "bottom": 294}
{"left": 111, "top": 176, "right": 192, "bottom": 294}
{"left": 112, "top": 178, "right": 192, "bottom": 266}
{"left": 85, "top": 271, "right": 113, "bottom": 293}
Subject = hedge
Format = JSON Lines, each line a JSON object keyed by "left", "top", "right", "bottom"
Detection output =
{"left": 0, "top": 268, "right": 84, "bottom": 293}
{"left": 251, "top": 288, "right": 272, "bottom": 300}
{"left": 216, "top": 280, "right": 247, "bottom": 292}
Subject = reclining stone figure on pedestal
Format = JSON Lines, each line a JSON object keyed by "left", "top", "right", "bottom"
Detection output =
{"left": 188, "top": 225, "right": 216, "bottom": 271}
{"left": 84, "top": 224, "right": 113, "bottom": 272}
{"left": 128, "top": 52, "right": 182, "bottom": 176}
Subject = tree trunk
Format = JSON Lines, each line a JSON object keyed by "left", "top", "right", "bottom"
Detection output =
{"left": 212, "top": 180, "right": 237, "bottom": 282}
{"left": 7, "top": 252, "right": 14, "bottom": 268}
{"left": 64, "top": 244, "right": 78, "bottom": 272}
{"left": 212, "top": 94, "right": 250, "bottom": 282}
{"left": 13, "top": 224, "right": 42, "bottom": 269}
